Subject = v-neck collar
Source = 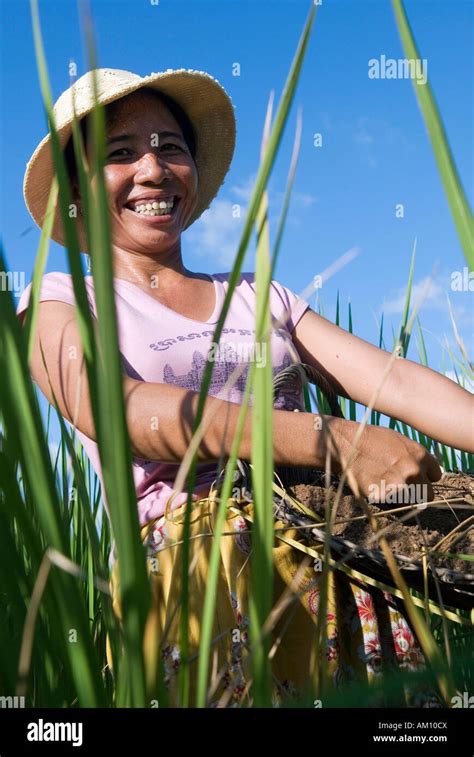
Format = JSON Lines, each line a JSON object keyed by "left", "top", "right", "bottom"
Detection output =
{"left": 112, "top": 274, "right": 224, "bottom": 325}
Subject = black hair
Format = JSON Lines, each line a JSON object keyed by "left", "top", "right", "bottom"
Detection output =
{"left": 63, "top": 87, "right": 197, "bottom": 193}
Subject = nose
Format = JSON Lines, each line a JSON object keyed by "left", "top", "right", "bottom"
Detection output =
{"left": 134, "top": 150, "right": 172, "bottom": 182}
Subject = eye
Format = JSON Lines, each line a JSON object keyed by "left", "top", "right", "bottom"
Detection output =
{"left": 107, "top": 147, "right": 131, "bottom": 158}
{"left": 160, "top": 142, "right": 182, "bottom": 152}
{"left": 106, "top": 143, "right": 183, "bottom": 159}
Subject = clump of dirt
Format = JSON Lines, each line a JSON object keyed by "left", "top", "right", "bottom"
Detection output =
{"left": 279, "top": 471, "right": 473, "bottom": 575}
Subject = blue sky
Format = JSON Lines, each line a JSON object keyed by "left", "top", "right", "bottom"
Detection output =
{"left": 1, "top": 0, "right": 473, "bottom": 386}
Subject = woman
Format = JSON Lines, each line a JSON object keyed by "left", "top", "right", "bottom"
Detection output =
{"left": 18, "top": 68, "right": 473, "bottom": 707}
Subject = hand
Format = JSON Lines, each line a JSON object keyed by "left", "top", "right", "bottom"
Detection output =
{"left": 336, "top": 423, "right": 442, "bottom": 504}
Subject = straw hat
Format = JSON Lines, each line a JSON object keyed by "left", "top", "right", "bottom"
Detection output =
{"left": 23, "top": 67, "right": 237, "bottom": 251}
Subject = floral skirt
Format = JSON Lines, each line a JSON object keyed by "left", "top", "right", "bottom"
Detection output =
{"left": 106, "top": 494, "right": 443, "bottom": 708}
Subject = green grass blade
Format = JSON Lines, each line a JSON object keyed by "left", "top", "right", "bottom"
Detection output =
{"left": 23, "top": 179, "right": 57, "bottom": 362}
{"left": 78, "top": 14, "right": 151, "bottom": 705}
{"left": 392, "top": 0, "right": 474, "bottom": 268}
{"left": 0, "top": 249, "right": 105, "bottom": 705}
{"left": 29, "top": 0, "right": 150, "bottom": 705}
{"left": 348, "top": 301, "right": 356, "bottom": 421}
{"left": 398, "top": 237, "right": 416, "bottom": 357}
{"left": 249, "top": 159, "right": 275, "bottom": 708}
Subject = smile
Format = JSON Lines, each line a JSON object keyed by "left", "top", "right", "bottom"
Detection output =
{"left": 124, "top": 196, "right": 180, "bottom": 222}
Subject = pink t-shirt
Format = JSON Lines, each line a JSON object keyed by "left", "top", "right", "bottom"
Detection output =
{"left": 16, "top": 271, "right": 310, "bottom": 529}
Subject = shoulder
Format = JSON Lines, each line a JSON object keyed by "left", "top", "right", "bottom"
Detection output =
{"left": 16, "top": 271, "right": 95, "bottom": 320}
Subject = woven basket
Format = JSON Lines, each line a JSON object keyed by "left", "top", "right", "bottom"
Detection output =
{"left": 216, "top": 362, "right": 474, "bottom": 613}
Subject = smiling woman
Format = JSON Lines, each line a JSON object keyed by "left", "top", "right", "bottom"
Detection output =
{"left": 64, "top": 88, "right": 197, "bottom": 231}
{"left": 64, "top": 87, "right": 199, "bottom": 259}
{"left": 17, "top": 66, "right": 470, "bottom": 708}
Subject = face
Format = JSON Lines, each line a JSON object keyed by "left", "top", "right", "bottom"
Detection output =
{"left": 82, "top": 90, "right": 198, "bottom": 255}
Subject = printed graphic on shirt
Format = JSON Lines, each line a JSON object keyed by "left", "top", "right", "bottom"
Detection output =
{"left": 148, "top": 325, "right": 291, "bottom": 353}
{"left": 149, "top": 327, "right": 255, "bottom": 352}
{"left": 163, "top": 350, "right": 304, "bottom": 411}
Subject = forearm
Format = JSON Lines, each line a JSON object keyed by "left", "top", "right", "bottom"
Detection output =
{"left": 385, "top": 359, "right": 474, "bottom": 453}
{"left": 123, "top": 377, "right": 347, "bottom": 467}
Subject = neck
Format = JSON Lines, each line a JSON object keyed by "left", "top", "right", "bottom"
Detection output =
{"left": 111, "top": 238, "right": 192, "bottom": 289}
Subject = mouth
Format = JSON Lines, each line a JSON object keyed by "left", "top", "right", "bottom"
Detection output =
{"left": 123, "top": 196, "right": 181, "bottom": 224}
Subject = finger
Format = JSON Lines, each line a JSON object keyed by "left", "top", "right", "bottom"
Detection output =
{"left": 424, "top": 453, "right": 443, "bottom": 483}
{"left": 401, "top": 469, "right": 436, "bottom": 503}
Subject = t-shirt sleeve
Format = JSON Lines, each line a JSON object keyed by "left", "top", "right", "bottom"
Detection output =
{"left": 16, "top": 272, "right": 94, "bottom": 323}
{"left": 269, "top": 278, "right": 310, "bottom": 334}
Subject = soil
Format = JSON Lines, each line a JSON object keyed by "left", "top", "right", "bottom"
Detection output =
{"left": 277, "top": 470, "right": 474, "bottom": 576}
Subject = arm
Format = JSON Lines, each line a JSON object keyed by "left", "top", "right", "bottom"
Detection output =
{"left": 292, "top": 308, "right": 474, "bottom": 453}
{"left": 26, "top": 300, "right": 442, "bottom": 501}
{"left": 24, "top": 300, "right": 335, "bottom": 467}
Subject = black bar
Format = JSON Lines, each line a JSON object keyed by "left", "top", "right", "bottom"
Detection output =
{"left": 0, "top": 706, "right": 471, "bottom": 755}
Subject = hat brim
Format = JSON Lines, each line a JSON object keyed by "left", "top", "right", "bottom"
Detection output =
{"left": 23, "top": 69, "right": 236, "bottom": 252}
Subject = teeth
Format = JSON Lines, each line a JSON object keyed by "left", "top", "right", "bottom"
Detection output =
{"left": 130, "top": 198, "right": 176, "bottom": 216}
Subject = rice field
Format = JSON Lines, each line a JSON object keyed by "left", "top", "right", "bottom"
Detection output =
{"left": 0, "top": 0, "right": 472, "bottom": 711}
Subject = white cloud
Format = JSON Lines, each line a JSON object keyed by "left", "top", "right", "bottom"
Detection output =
{"left": 185, "top": 198, "right": 246, "bottom": 266}
{"left": 352, "top": 116, "right": 413, "bottom": 169}
{"left": 321, "top": 112, "right": 332, "bottom": 133}
{"left": 290, "top": 190, "right": 317, "bottom": 208}
{"left": 230, "top": 174, "right": 257, "bottom": 202}
{"left": 352, "top": 117, "right": 378, "bottom": 168}
{"left": 231, "top": 174, "right": 317, "bottom": 209}
{"left": 186, "top": 174, "right": 317, "bottom": 265}
{"left": 381, "top": 276, "right": 445, "bottom": 315}
{"left": 352, "top": 116, "right": 411, "bottom": 149}
{"left": 353, "top": 117, "right": 374, "bottom": 145}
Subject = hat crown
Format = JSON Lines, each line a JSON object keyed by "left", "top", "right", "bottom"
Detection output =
{"left": 54, "top": 68, "right": 142, "bottom": 127}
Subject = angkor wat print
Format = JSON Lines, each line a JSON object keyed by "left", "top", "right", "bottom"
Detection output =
{"left": 163, "top": 350, "right": 304, "bottom": 411}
